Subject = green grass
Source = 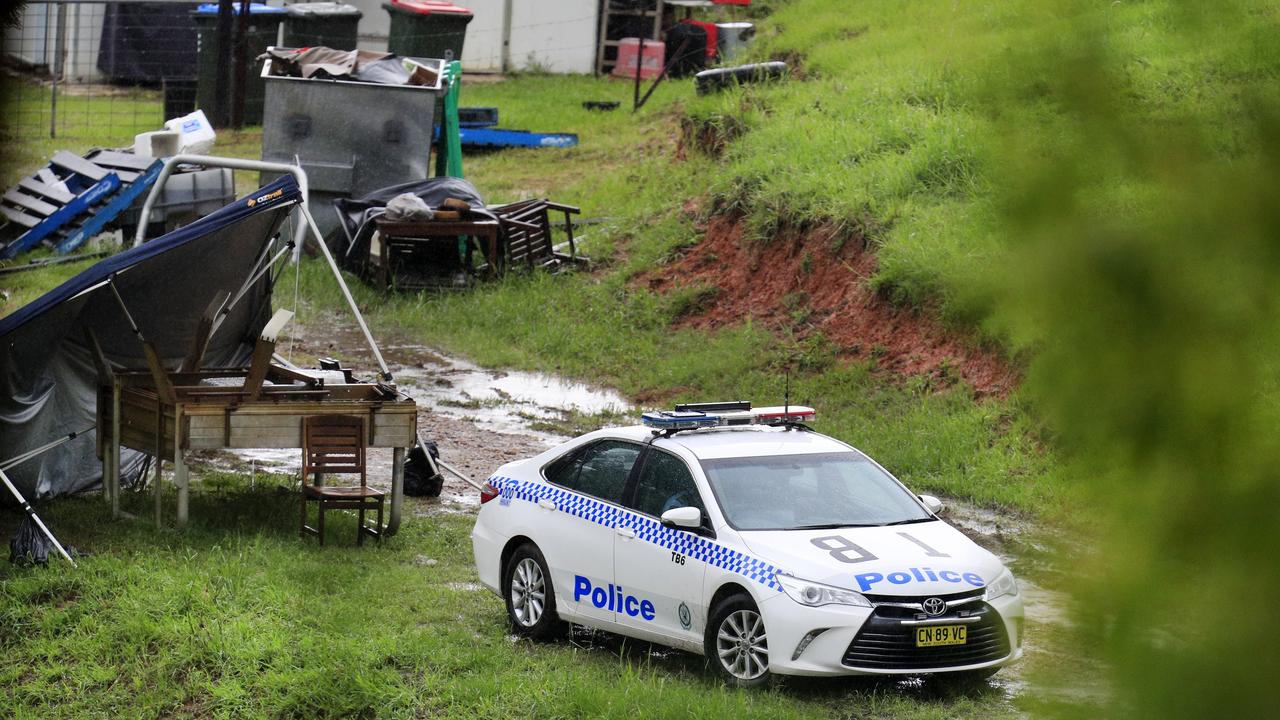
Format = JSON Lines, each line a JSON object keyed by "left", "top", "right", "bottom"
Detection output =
{"left": 274, "top": 71, "right": 1065, "bottom": 516}
{"left": 1, "top": 67, "right": 1066, "bottom": 516}
{"left": 681, "top": 0, "right": 1280, "bottom": 339}
{"left": 0, "top": 475, "right": 1053, "bottom": 719}
{"left": 287, "top": 260, "right": 1062, "bottom": 515}
{"left": 0, "top": 76, "right": 269, "bottom": 193}
{"left": 2, "top": 81, "right": 167, "bottom": 184}
{"left": 0, "top": 10, "right": 1118, "bottom": 717}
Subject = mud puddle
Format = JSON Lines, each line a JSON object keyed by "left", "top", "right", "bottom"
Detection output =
{"left": 189, "top": 313, "right": 1086, "bottom": 705}
{"left": 389, "top": 344, "right": 630, "bottom": 440}
{"left": 200, "top": 314, "right": 629, "bottom": 499}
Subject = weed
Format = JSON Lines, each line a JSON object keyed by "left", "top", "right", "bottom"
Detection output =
{"left": 664, "top": 283, "right": 721, "bottom": 321}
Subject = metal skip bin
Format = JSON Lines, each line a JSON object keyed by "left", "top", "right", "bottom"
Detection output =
{"left": 259, "top": 53, "right": 446, "bottom": 242}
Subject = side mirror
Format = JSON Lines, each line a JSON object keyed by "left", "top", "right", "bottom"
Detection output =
{"left": 919, "top": 494, "right": 945, "bottom": 515}
{"left": 660, "top": 506, "right": 703, "bottom": 530}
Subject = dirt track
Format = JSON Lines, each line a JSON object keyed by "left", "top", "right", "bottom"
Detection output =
{"left": 197, "top": 312, "right": 1073, "bottom": 700}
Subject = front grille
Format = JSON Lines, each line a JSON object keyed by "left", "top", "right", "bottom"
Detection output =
{"left": 842, "top": 602, "right": 1011, "bottom": 670}
{"left": 863, "top": 588, "right": 984, "bottom": 606}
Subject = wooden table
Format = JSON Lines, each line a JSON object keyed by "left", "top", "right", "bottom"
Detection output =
{"left": 371, "top": 218, "right": 502, "bottom": 289}
{"left": 98, "top": 369, "right": 417, "bottom": 533}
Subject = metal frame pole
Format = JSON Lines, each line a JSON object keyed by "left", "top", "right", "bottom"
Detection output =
{"left": 0, "top": 467, "right": 76, "bottom": 567}
{"left": 51, "top": 1, "right": 67, "bottom": 138}
{"left": 500, "top": 0, "right": 513, "bottom": 73}
{"left": 0, "top": 427, "right": 95, "bottom": 472}
{"left": 297, "top": 202, "right": 392, "bottom": 380}
{"left": 133, "top": 155, "right": 391, "bottom": 380}
{"left": 133, "top": 154, "right": 310, "bottom": 252}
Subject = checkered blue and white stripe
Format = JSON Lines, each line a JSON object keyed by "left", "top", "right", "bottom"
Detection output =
{"left": 489, "top": 475, "right": 783, "bottom": 592}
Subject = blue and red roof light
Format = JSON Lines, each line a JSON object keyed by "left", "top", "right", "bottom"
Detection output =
{"left": 641, "top": 403, "right": 816, "bottom": 431}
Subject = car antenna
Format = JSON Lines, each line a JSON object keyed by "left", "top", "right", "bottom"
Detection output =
{"left": 778, "top": 360, "right": 812, "bottom": 432}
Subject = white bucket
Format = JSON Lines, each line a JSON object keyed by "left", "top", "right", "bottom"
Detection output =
{"left": 133, "top": 130, "right": 181, "bottom": 158}
{"left": 163, "top": 109, "right": 217, "bottom": 155}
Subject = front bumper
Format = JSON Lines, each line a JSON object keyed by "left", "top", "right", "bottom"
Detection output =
{"left": 759, "top": 590, "right": 1024, "bottom": 677}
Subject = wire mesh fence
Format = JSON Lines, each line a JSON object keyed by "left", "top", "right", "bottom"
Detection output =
{"left": 0, "top": 0, "right": 722, "bottom": 142}
{"left": 1, "top": 1, "right": 200, "bottom": 142}
{"left": 1, "top": 0, "right": 599, "bottom": 142}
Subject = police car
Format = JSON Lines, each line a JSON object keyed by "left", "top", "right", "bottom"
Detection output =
{"left": 471, "top": 402, "right": 1023, "bottom": 686}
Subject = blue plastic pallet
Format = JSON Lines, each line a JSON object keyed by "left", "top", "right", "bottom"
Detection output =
{"left": 0, "top": 151, "right": 162, "bottom": 260}
{"left": 55, "top": 160, "right": 163, "bottom": 254}
{"left": 458, "top": 127, "right": 579, "bottom": 149}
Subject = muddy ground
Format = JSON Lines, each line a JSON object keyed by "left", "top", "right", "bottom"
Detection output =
{"left": 189, "top": 313, "right": 1074, "bottom": 703}
{"left": 642, "top": 215, "right": 1019, "bottom": 397}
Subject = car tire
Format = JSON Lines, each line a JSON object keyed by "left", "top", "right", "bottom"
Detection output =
{"left": 503, "top": 543, "right": 564, "bottom": 640}
{"left": 705, "top": 592, "right": 772, "bottom": 688}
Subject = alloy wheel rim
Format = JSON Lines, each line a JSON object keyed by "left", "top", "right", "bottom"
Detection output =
{"left": 716, "top": 609, "right": 768, "bottom": 680}
{"left": 510, "top": 558, "right": 546, "bottom": 627}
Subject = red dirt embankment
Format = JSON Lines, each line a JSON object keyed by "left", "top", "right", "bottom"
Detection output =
{"left": 642, "top": 215, "right": 1018, "bottom": 397}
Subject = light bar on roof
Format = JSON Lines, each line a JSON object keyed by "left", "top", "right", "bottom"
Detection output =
{"left": 641, "top": 410, "right": 722, "bottom": 430}
{"left": 753, "top": 405, "right": 817, "bottom": 422}
{"left": 641, "top": 403, "right": 816, "bottom": 431}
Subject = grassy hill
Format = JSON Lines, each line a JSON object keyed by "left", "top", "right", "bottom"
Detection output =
{"left": 5, "top": 0, "right": 1280, "bottom": 716}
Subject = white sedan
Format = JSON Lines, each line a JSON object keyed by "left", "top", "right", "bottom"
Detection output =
{"left": 471, "top": 403, "right": 1024, "bottom": 686}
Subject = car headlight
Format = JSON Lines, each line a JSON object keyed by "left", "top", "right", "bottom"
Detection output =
{"left": 984, "top": 568, "right": 1019, "bottom": 601}
{"left": 777, "top": 574, "right": 872, "bottom": 608}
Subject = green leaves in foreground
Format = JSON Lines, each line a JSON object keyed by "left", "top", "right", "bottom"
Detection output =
{"left": 991, "top": 1, "right": 1280, "bottom": 717}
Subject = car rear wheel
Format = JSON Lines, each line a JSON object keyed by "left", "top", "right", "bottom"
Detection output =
{"left": 706, "top": 593, "right": 771, "bottom": 687}
{"left": 503, "top": 543, "right": 564, "bottom": 640}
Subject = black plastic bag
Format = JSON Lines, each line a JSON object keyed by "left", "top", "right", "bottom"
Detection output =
{"left": 404, "top": 441, "right": 444, "bottom": 497}
{"left": 9, "top": 514, "right": 51, "bottom": 567}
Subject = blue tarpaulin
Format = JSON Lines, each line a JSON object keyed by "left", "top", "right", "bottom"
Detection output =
{"left": 0, "top": 176, "right": 301, "bottom": 498}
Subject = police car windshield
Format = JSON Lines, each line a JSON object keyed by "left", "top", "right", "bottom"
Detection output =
{"left": 700, "top": 451, "right": 931, "bottom": 531}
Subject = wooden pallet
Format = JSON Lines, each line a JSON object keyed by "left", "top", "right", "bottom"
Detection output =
{"left": 0, "top": 150, "right": 162, "bottom": 259}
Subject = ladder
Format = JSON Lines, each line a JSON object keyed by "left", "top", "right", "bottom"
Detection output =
{"left": 0, "top": 150, "right": 163, "bottom": 260}
{"left": 596, "top": 1, "right": 666, "bottom": 76}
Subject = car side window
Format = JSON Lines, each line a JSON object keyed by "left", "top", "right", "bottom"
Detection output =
{"left": 544, "top": 440, "right": 640, "bottom": 504}
{"left": 631, "top": 449, "right": 706, "bottom": 518}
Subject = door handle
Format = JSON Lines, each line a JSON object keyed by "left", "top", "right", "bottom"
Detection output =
{"left": 537, "top": 498, "right": 557, "bottom": 511}
{"left": 616, "top": 527, "right": 636, "bottom": 539}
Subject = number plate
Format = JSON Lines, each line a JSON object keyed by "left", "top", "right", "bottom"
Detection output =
{"left": 916, "top": 625, "right": 967, "bottom": 647}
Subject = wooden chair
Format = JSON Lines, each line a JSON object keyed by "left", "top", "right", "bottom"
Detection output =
{"left": 299, "top": 415, "right": 385, "bottom": 546}
{"left": 492, "top": 199, "right": 581, "bottom": 271}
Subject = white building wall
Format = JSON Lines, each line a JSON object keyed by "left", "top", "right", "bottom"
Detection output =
{"left": 6, "top": 1, "right": 107, "bottom": 82}
{"left": 343, "top": 0, "right": 597, "bottom": 73}
{"left": 508, "top": 0, "right": 597, "bottom": 74}
{"left": 4, "top": 0, "right": 599, "bottom": 83}
{"left": 452, "top": 0, "right": 506, "bottom": 72}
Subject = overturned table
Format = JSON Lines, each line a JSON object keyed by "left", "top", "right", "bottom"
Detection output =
{"left": 95, "top": 313, "right": 417, "bottom": 532}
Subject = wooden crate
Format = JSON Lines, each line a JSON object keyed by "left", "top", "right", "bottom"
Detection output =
{"left": 109, "top": 383, "right": 417, "bottom": 454}
{"left": 183, "top": 400, "right": 417, "bottom": 450}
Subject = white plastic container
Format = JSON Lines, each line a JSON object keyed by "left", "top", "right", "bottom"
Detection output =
{"left": 133, "top": 130, "right": 181, "bottom": 158}
{"left": 163, "top": 109, "right": 217, "bottom": 155}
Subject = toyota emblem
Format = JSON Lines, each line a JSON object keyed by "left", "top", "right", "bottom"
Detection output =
{"left": 922, "top": 597, "right": 947, "bottom": 616}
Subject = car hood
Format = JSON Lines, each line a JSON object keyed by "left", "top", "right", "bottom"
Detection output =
{"left": 737, "top": 520, "right": 1004, "bottom": 597}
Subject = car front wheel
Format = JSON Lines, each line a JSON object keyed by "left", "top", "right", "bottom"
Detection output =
{"left": 503, "top": 543, "right": 564, "bottom": 640}
{"left": 706, "top": 593, "right": 771, "bottom": 687}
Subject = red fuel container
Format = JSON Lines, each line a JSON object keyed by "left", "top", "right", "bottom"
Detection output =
{"left": 612, "top": 37, "right": 665, "bottom": 79}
